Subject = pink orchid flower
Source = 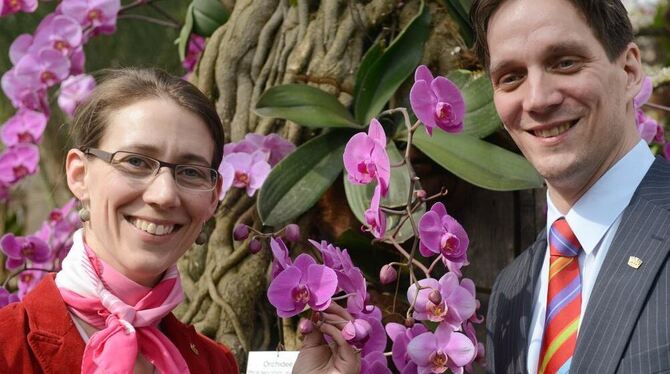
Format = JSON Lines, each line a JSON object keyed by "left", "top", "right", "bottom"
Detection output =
{"left": 224, "top": 133, "right": 296, "bottom": 167}
{"left": 217, "top": 160, "right": 235, "bottom": 200}
{"left": 343, "top": 118, "right": 390, "bottom": 196}
{"left": 33, "top": 14, "right": 84, "bottom": 57}
{"left": 224, "top": 150, "right": 271, "bottom": 196}
{"left": 386, "top": 322, "right": 430, "bottom": 373}
{"left": 1, "top": 68, "right": 49, "bottom": 113}
{"left": 0, "top": 143, "right": 40, "bottom": 185}
{"left": 410, "top": 65, "right": 465, "bottom": 136}
{"left": 15, "top": 49, "right": 71, "bottom": 88}
{"left": 18, "top": 268, "right": 47, "bottom": 299}
{"left": 0, "top": 287, "right": 20, "bottom": 308}
{"left": 1, "top": 108, "right": 47, "bottom": 145}
{"left": 634, "top": 76, "right": 665, "bottom": 144}
{"left": 418, "top": 202, "right": 469, "bottom": 264}
{"left": 360, "top": 351, "right": 392, "bottom": 374}
{"left": 267, "top": 253, "right": 338, "bottom": 318}
{"left": 407, "top": 272, "right": 476, "bottom": 327}
{"left": 0, "top": 0, "right": 37, "bottom": 16}
{"left": 347, "top": 305, "right": 387, "bottom": 356}
{"left": 182, "top": 34, "right": 206, "bottom": 73}
{"left": 59, "top": 0, "right": 121, "bottom": 36}
{"left": 270, "top": 236, "right": 292, "bottom": 278}
{"left": 58, "top": 74, "right": 96, "bottom": 118}
{"left": 0, "top": 233, "right": 52, "bottom": 270}
{"left": 407, "top": 323, "right": 476, "bottom": 374}
{"left": 364, "top": 184, "right": 386, "bottom": 239}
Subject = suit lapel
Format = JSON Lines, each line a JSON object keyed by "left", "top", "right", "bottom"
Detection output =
{"left": 24, "top": 275, "right": 85, "bottom": 374}
{"left": 572, "top": 159, "right": 670, "bottom": 373}
{"left": 518, "top": 233, "right": 547, "bottom": 369}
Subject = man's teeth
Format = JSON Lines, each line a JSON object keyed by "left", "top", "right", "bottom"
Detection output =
{"left": 130, "top": 218, "right": 175, "bottom": 235}
{"left": 534, "top": 123, "right": 572, "bottom": 138}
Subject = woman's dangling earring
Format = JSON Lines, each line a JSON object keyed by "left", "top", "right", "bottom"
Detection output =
{"left": 78, "top": 207, "right": 90, "bottom": 222}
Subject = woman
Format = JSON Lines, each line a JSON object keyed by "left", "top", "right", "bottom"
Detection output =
{"left": 0, "top": 68, "right": 359, "bottom": 373}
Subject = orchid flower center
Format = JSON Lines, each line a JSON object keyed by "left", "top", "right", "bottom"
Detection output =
{"left": 87, "top": 9, "right": 102, "bottom": 21}
{"left": 17, "top": 132, "right": 34, "bottom": 143}
{"left": 292, "top": 284, "right": 310, "bottom": 304}
{"left": 54, "top": 40, "right": 70, "bottom": 53}
{"left": 357, "top": 160, "right": 377, "bottom": 178}
{"left": 20, "top": 242, "right": 34, "bottom": 257}
{"left": 9, "top": 0, "right": 19, "bottom": 11}
{"left": 20, "top": 273, "right": 34, "bottom": 283}
{"left": 40, "top": 71, "right": 56, "bottom": 85}
{"left": 234, "top": 171, "right": 249, "bottom": 186}
{"left": 434, "top": 102, "right": 454, "bottom": 123}
{"left": 49, "top": 211, "right": 63, "bottom": 222}
{"left": 440, "top": 233, "right": 459, "bottom": 254}
{"left": 13, "top": 165, "right": 29, "bottom": 179}
{"left": 429, "top": 351, "right": 448, "bottom": 373}
{"left": 427, "top": 300, "right": 448, "bottom": 321}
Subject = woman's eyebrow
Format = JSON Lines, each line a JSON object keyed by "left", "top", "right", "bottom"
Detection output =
{"left": 120, "top": 144, "right": 211, "bottom": 165}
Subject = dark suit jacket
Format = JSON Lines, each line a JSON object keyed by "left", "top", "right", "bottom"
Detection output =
{"left": 0, "top": 274, "right": 239, "bottom": 373}
{"left": 486, "top": 157, "right": 670, "bottom": 374}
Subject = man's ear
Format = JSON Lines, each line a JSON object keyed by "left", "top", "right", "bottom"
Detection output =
{"left": 65, "top": 149, "right": 89, "bottom": 201}
{"left": 620, "top": 42, "right": 644, "bottom": 102}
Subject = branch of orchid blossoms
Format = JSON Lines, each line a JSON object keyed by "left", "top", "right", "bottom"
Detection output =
{"left": 240, "top": 65, "right": 486, "bottom": 373}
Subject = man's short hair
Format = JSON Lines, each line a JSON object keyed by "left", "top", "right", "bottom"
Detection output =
{"left": 470, "top": 0, "right": 635, "bottom": 69}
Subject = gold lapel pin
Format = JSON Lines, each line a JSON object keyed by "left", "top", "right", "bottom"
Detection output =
{"left": 627, "top": 256, "right": 643, "bottom": 269}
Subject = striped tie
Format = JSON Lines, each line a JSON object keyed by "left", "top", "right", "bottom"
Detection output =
{"left": 538, "top": 218, "right": 582, "bottom": 374}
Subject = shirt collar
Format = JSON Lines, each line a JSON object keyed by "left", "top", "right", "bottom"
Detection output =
{"left": 546, "top": 140, "right": 655, "bottom": 254}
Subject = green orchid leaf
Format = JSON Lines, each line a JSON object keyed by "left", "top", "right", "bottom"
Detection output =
{"left": 344, "top": 142, "right": 424, "bottom": 243}
{"left": 353, "top": 41, "right": 383, "bottom": 113}
{"left": 413, "top": 128, "right": 544, "bottom": 191}
{"left": 192, "top": 0, "right": 229, "bottom": 37}
{"left": 440, "top": 0, "right": 474, "bottom": 46}
{"left": 354, "top": 0, "right": 430, "bottom": 125}
{"left": 446, "top": 70, "right": 501, "bottom": 138}
{"left": 258, "top": 130, "right": 350, "bottom": 227}
{"left": 255, "top": 84, "right": 361, "bottom": 129}
{"left": 178, "top": 4, "right": 195, "bottom": 62}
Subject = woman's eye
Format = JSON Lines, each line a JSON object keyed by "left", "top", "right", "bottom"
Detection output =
{"left": 122, "top": 156, "right": 152, "bottom": 169}
{"left": 180, "top": 167, "right": 206, "bottom": 179}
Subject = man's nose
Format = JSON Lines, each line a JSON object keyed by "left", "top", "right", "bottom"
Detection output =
{"left": 522, "top": 71, "right": 563, "bottom": 114}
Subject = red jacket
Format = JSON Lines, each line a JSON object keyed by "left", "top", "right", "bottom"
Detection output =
{"left": 0, "top": 275, "right": 238, "bottom": 373}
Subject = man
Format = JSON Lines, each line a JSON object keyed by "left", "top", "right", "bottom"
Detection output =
{"left": 470, "top": 0, "right": 670, "bottom": 373}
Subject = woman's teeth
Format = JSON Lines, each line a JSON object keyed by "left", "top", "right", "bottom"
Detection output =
{"left": 129, "top": 217, "right": 175, "bottom": 236}
{"left": 534, "top": 122, "right": 573, "bottom": 138}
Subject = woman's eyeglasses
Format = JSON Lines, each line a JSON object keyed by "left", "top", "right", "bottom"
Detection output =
{"left": 82, "top": 148, "right": 219, "bottom": 191}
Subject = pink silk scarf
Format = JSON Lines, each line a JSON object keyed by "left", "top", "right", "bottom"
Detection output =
{"left": 55, "top": 229, "right": 189, "bottom": 374}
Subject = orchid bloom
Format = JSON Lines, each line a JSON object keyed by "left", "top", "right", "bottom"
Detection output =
{"left": 410, "top": 65, "right": 465, "bottom": 135}
{"left": 224, "top": 151, "right": 271, "bottom": 196}
{"left": 0, "top": 233, "right": 52, "bottom": 270}
{"left": 15, "top": 49, "right": 71, "bottom": 88}
{"left": 223, "top": 133, "right": 295, "bottom": 167}
{"left": 418, "top": 202, "right": 469, "bottom": 264}
{"left": 267, "top": 253, "right": 338, "bottom": 317}
{"left": 343, "top": 118, "right": 390, "bottom": 196}
{"left": 59, "top": 0, "right": 121, "bottom": 36}
{"left": 364, "top": 184, "right": 386, "bottom": 239}
{"left": 32, "top": 14, "right": 84, "bottom": 57}
{"left": 407, "top": 323, "right": 476, "bottom": 374}
{"left": 1, "top": 68, "right": 49, "bottom": 113}
{"left": 17, "top": 268, "right": 46, "bottom": 298}
{"left": 0, "top": 143, "right": 40, "bottom": 185}
{"left": 217, "top": 160, "right": 235, "bottom": 200}
{"left": 347, "top": 305, "right": 387, "bottom": 356}
{"left": 407, "top": 272, "right": 476, "bottom": 327}
{"left": 1, "top": 108, "right": 47, "bottom": 146}
{"left": 634, "top": 76, "right": 665, "bottom": 144}
{"left": 386, "top": 322, "right": 430, "bottom": 373}
{"left": 0, "top": 287, "right": 19, "bottom": 308}
{"left": 361, "top": 351, "right": 392, "bottom": 374}
{"left": 183, "top": 34, "right": 206, "bottom": 73}
{"left": 58, "top": 74, "right": 96, "bottom": 118}
{"left": 0, "top": 0, "right": 37, "bottom": 16}
{"left": 270, "top": 237, "right": 292, "bottom": 279}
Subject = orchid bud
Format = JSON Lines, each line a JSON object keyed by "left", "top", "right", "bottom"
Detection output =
{"left": 415, "top": 189, "right": 427, "bottom": 199}
{"left": 404, "top": 317, "right": 415, "bottom": 328}
{"left": 233, "top": 224, "right": 249, "bottom": 241}
{"left": 341, "top": 319, "right": 371, "bottom": 342}
{"left": 284, "top": 224, "right": 300, "bottom": 242}
{"left": 379, "top": 264, "right": 397, "bottom": 285}
{"left": 298, "top": 318, "right": 314, "bottom": 335}
{"left": 428, "top": 289, "right": 442, "bottom": 305}
{"left": 248, "top": 238, "right": 262, "bottom": 254}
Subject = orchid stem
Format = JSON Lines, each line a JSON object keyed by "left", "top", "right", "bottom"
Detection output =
{"left": 148, "top": 2, "right": 181, "bottom": 25}
{"left": 427, "top": 256, "right": 442, "bottom": 274}
{"left": 117, "top": 14, "right": 180, "bottom": 28}
{"left": 643, "top": 102, "right": 670, "bottom": 112}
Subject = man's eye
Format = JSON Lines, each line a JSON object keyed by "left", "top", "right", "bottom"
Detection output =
{"left": 497, "top": 73, "right": 523, "bottom": 89}
{"left": 554, "top": 58, "right": 580, "bottom": 71}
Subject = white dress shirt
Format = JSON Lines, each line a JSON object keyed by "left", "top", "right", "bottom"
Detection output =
{"left": 526, "top": 140, "right": 655, "bottom": 374}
